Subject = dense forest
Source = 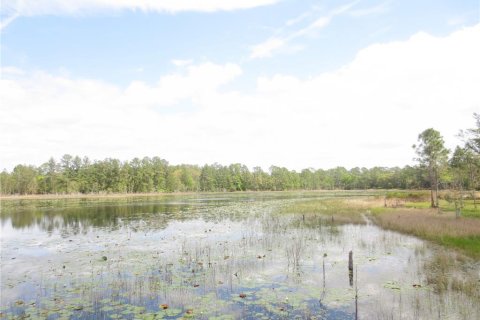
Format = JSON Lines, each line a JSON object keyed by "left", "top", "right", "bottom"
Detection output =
{"left": 1, "top": 114, "right": 479, "bottom": 196}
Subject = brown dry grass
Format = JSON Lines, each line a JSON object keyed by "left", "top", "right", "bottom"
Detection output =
{"left": 373, "top": 208, "right": 480, "bottom": 238}
{"left": 284, "top": 195, "right": 480, "bottom": 256}
{"left": 372, "top": 206, "right": 480, "bottom": 258}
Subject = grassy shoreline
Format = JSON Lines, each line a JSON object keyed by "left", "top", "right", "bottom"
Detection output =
{"left": 0, "top": 191, "right": 206, "bottom": 201}
{"left": 283, "top": 193, "right": 480, "bottom": 258}
{"left": 0, "top": 189, "right": 381, "bottom": 201}
{"left": 371, "top": 207, "right": 480, "bottom": 258}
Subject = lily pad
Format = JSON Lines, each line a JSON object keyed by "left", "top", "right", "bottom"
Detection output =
{"left": 384, "top": 281, "right": 401, "bottom": 290}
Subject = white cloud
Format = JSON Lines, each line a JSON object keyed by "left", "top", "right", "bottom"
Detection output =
{"left": 249, "top": 15, "right": 332, "bottom": 59}
{"left": 250, "top": 2, "right": 359, "bottom": 59}
{"left": 0, "top": 62, "right": 242, "bottom": 169}
{"left": 285, "top": 11, "right": 314, "bottom": 27}
{"left": 123, "top": 62, "right": 242, "bottom": 106}
{"left": 446, "top": 9, "right": 478, "bottom": 27}
{"left": 3, "top": 0, "right": 279, "bottom": 15}
{"left": 250, "top": 38, "right": 286, "bottom": 59}
{"left": 0, "top": 0, "right": 279, "bottom": 30}
{"left": 448, "top": 16, "right": 467, "bottom": 26}
{"left": 1, "top": 25, "right": 479, "bottom": 171}
{"left": 292, "top": 16, "right": 331, "bottom": 38}
{"left": 349, "top": 1, "right": 390, "bottom": 17}
{"left": 171, "top": 59, "right": 193, "bottom": 67}
{"left": 0, "top": 12, "right": 19, "bottom": 30}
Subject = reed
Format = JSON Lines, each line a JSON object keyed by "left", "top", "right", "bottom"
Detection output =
{"left": 424, "top": 251, "right": 480, "bottom": 298}
{"left": 372, "top": 208, "right": 480, "bottom": 257}
{"left": 285, "top": 195, "right": 480, "bottom": 257}
{"left": 280, "top": 197, "right": 380, "bottom": 224}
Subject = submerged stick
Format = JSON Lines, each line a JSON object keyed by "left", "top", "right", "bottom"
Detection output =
{"left": 348, "top": 251, "right": 353, "bottom": 271}
{"left": 320, "top": 253, "right": 327, "bottom": 302}
{"left": 348, "top": 251, "right": 353, "bottom": 286}
{"left": 355, "top": 265, "right": 358, "bottom": 320}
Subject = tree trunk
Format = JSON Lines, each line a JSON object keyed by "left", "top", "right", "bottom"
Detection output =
{"left": 455, "top": 204, "right": 461, "bottom": 218}
{"left": 469, "top": 170, "right": 477, "bottom": 209}
{"left": 430, "top": 188, "right": 435, "bottom": 208}
{"left": 430, "top": 168, "right": 435, "bottom": 208}
{"left": 473, "top": 189, "right": 477, "bottom": 209}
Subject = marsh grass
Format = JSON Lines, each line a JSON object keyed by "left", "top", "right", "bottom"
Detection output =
{"left": 424, "top": 251, "right": 480, "bottom": 298}
{"left": 280, "top": 197, "right": 381, "bottom": 224}
{"left": 285, "top": 236, "right": 304, "bottom": 268}
{"left": 3, "top": 194, "right": 479, "bottom": 319}
{"left": 372, "top": 208, "right": 480, "bottom": 257}
{"left": 286, "top": 194, "right": 480, "bottom": 257}
{"left": 404, "top": 199, "right": 480, "bottom": 218}
{"left": 385, "top": 190, "right": 430, "bottom": 200}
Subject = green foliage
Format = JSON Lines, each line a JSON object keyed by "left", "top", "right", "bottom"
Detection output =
{"left": 404, "top": 201, "right": 433, "bottom": 209}
{"left": 464, "top": 113, "right": 480, "bottom": 154}
{"left": 1, "top": 115, "right": 479, "bottom": 196}
{"left": 413, "top": 129, "right": 449, "bottom": 167}
{"left": 0, "top": 156, "right": 464, "bottom": 196}
{"left": 0, "top": 157, "right": 434, "bottom": 195}
{"left": 439, "top": 236, "right": 480, "bottom": 258}
{"left": 413, "top": 128, "right": 450, "bottom": 208}
{"left": 385, "top": 190, "right": 429, "bottom": 200}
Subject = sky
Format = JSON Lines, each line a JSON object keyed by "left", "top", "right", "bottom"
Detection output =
{"left": 1, "top": 0, "right": 479, "bottom": 172}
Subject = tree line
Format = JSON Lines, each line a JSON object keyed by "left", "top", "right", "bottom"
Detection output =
{"left": 1, "top": 114, "right": 478, "bottom": 197}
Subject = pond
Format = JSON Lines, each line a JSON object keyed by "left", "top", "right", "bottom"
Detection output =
{"left": 1, "top": 192, "right": 479, "bottom": 319}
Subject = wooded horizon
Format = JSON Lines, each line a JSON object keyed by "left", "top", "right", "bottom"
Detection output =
{"left": 2, "top": 113, "right": 478, "bottom": 195}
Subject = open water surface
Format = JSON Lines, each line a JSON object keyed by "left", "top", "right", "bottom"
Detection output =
{"left": 1, "top": 192, "right": 479, "bottom": 319}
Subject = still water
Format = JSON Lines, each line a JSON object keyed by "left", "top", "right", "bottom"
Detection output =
{"left": 1, "top": 193, "right": 479, "bottom": 319}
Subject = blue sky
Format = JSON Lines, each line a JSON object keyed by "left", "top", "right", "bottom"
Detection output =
{"left": 3, "top": 0, "right": 478, "bottom": 85}
{"left": 1, "top": 0, "right": 479, "bottom": 171}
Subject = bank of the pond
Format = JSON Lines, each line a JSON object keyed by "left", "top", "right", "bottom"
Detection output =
{"left": 0, "top": 189, "right": 431, "bottom": 201}
{"left": 372, "top": 207, "right": 480, "bottom": 258}
{"left": 0, "top": 191, "right": 202, "bottom": 200}
{"left": 284, "top": 195, "right": 480, "bottom": 258}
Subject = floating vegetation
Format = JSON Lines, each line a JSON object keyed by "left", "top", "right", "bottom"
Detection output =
{"left": 1, "top": 193, "right": 479, "bottom": 319}
{"left": 383, "top": 281, "right": 402, "bottom": 290}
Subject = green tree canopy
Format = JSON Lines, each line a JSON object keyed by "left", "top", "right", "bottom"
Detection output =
{"left": 413, "top": 128, "right": 449, "bottom": 207}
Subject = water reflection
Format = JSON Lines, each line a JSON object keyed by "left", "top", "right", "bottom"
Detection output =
{"left": 1, "top": 194, "right": 479, "bottom": 319}
{"left": 0, "top": 192, "right": 373, "bottom": 233}
{"left": 2, "top": 203, "right": 198, "bottom": 233}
